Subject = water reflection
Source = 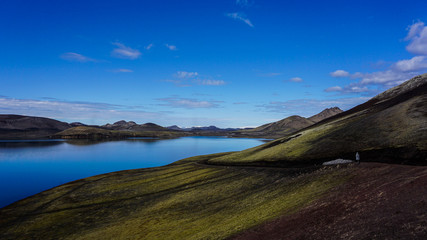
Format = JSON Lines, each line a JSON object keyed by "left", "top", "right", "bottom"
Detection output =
{"left": 0, "top": 140, "right": 65, "bottom": 149}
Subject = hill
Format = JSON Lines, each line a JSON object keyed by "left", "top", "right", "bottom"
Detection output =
{"left": 102, "top": 121, "right": 168, "bottom": 132}
{"left": 1, "top": 154, "right": 426, "bottom": 239}
{"left": 235, "top": 107, "right": 342, "bottom": 138}
{"left": 0, "top": 114, "right": 71, "bottom": 139}
{"left": 308, "top": 107, "right": 343, "bottom": 123}
{"left": 54, "top": 126, "right": 186, "bottom": 139}
{"left": 210, "top": 73, "right": 427, "bottom": 166}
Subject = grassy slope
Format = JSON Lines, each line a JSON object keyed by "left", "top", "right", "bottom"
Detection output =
{"left": 0, "top": 153, "right": 351, "bottom": 240}
{"left": 236, "top": 116, "right": 315, "bottom": 139}
{"left": 210, "top": 76, "right": 427, "bottom": 166}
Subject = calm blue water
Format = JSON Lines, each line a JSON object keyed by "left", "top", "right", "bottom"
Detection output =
{"left": 0, "top": 137, "right": 265, "bottom": 208}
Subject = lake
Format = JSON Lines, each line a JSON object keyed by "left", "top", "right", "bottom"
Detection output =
{"left": 0, "top": 137, "right": 265, "bottom": 208}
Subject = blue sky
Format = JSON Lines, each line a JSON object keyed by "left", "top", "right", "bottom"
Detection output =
{"left": 1, "top": 0, "right": 427, "bottom": 127}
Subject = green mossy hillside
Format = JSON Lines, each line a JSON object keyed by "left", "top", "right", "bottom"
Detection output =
{"left": 0, "top": 153, "right": 351, "bottom": 240}
{"left": 210, "top": 74, "right": 427, "bottom": 166}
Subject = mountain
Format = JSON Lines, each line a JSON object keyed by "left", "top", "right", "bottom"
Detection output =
{"left": 166, "top": 125, "right": 182, "bottom": 131}
{"left": 102, "top": 120, "right": 138, "bottom": 130}
{"left": 210, "top": 73, "right": 427, "bottom": 166}
{"left": 167, "top": 125, "right": 241, "bottom": 132}
{"left": 307, "top": 107, "right": 343, "bottom": 123}
{"left": 187, "top": 125, "right": 221, "bottom": 131}
{"left": 70, "top": 122, "right": 86, "bottom": 127}
{"left": 102, "top": 121, "right": 168, "bottom": 132}
{"left": 235, "top": 107, "right": 343, "bottom": 138}
{"left": 54, "top": 126, "right": 186, "bottom": 139}
{"left": 0, "top": 114, "right": 71, "bottom": 139}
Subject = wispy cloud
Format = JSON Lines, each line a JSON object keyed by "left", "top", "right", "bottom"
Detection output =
{"left": 359, "top": 70, "right": 415, "bottom": 86}
{"left": 164, "top": 79, "right": 192, "bottom": 87}
{"left": 260, "top": 72, "right": 282, "bottom": 77}
{"left": 197, "top": 80, "right": 226, "bottom": 86}
{"left": 166, "top": 71, "right": 226, "bottom": 87}
{"left": 145, "top": 43, "right": 154, "bottom": 50}
{"left": 111, "top": 68, "right": 134, "bottom": 73}
{"left": 175, "top": 71, "right": 198, "bottom": 78}
{"left": 325, "top": 69, "right": 415, "bottom": 93}
{"left": 60, "top": 52, "right": 96, "bottom": 62}
{"left": 157, "top": 97, "right": 221, "bottom": 109}
{"left": 289, "top": 77, "right": 303, "bottom": 82}
{"left": 111, "top": 42, "right": 141, "bottom": 59}
{"left": 165, "top": 44, "right": 177, "bottom": 51}
{"left": 324, "top": 83, "right": 374, "bottom": 94}
{"left": 258, "top": 97, "right": 370, "bottom": 116}
{"left": 236, "top": 0, "right": 254, "bottom": 7}
{"left": 405, "top": 21, "right": 427, "bottom": 55}
{"left": 0, "top": 97, "right": 162, "bottom": 125}
{"left": 226, "top": 12, "right": 254, "bottom": 27}
{"left": 324, "top": 86, "right": 343, "bottom": 92}
{"left": 325, "top": 21, "right": 427, "bottom": 94}
{"left": 330, "top": 70, "right": 350, "bottom": 77}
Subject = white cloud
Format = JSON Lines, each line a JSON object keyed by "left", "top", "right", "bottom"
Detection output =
{"left": 326, "top": 21, "right": 427, "bottom": 92}
{"left": 168, "top": 71, "right": 226, "bottom": 86}
{"left": 405, "top": 21, "right": 427, "bottom": 55}
{"left": 393, "top": 56, "right": 427, "bottom": 72}
{"left": 0, "top": 97, "right": 162, "bottom": 125}
{"left": 226, "top": 12, "right": 254, "bottom": 27}
{"left": 289, "top": 77, "right": 303, "bottom": 82}
{"left": 175, "top": 71, "right": 198, "bottom": 78}
{"left": 359, "top": 70, "right": 415, "bottom": 86}
{"left": 111, "top": 42, "right": 141, "bottom": 59}
{"left": 198, "top": 80, "right": 226, "bottom": 86}
{"left": 145, "top": 43, "right": 154, "bottom": 50}
{"left": 405, "top": 21, "right": 425, "bottom": 41}
{"left": 111, "top": 69, "right": 133, "bottom": 73}
{"left": 326, "top": 69, "right": 417, "bottom": 94}
{"left": 157, "top": 97, "right": 221, "bottom": 109}
{"left": 165, "top": 44, "right": 177, "bottom": 51}
{"left": 325, "top": 83, "right": 372, "bottom": 94}
{"left": 344, "top": 85, "right": 370, "bottom": 93}
{"left": 330, "top": 70, "right": 350, "bottom": 77}
{"left": 324, "top": 86, "right": 343, "bottom": 92}
{"left": 60, "top": 52, "right": 95, "bottom": 62}
{"left": 258, "top": 97, "right": 370, "bottom": 116}
{"left": 351, "top": 72, "right": 364, "bottom": 79}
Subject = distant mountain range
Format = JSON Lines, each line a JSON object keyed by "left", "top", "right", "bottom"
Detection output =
{"left": 0, "top": 108, "right": 343, "bottom": 140}
{"left": 102, "top": 121, "right": 168, "bottom": 132}
{"left": 166, "top": 125, "right": 244, "bottom": 132}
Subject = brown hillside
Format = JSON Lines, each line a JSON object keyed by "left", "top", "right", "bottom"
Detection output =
{"left": 232, "top": 163, "right": 427, "bottom": 240}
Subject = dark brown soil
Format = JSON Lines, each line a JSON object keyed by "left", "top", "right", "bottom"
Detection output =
{"left": 231, "top": 162, "right": 427, "bottom": 240}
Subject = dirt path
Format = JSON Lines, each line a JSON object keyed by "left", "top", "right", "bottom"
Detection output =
{"left": 231, "top": 162, "right": 427, "bottom": 240}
